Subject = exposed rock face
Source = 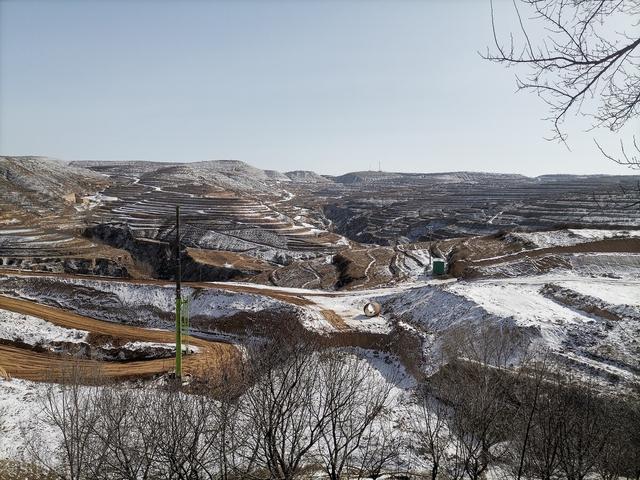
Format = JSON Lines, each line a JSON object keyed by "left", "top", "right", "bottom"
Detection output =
{"left": 84, "top": 223, "right": 249, "bottom": 282}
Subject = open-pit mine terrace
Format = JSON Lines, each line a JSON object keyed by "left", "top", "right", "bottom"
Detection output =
{"left": 311, "top": 171, "right": 640, "bottom": 244}
{"left": 2, "top": 158, "right": 640, "bottom": 290}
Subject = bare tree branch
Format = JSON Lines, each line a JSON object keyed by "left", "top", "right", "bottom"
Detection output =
{"left": 484, "top": 0, "right": 640, "bottom": 160}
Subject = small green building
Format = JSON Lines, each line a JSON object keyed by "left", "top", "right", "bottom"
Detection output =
{"left": 432, "top": 258, "right": 447, "bottom": 276}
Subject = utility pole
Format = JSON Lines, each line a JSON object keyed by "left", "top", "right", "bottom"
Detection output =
{"left": 175, "top": 205, "right": 182, "bottom": 380}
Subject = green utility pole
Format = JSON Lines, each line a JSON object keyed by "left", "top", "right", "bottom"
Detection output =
{"left": 175, "top": 205, "right": 182, "bottom": 380}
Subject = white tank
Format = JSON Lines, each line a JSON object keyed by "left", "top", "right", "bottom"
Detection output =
{"left": 363, "top": 302, "right": 381, "bottom": 317}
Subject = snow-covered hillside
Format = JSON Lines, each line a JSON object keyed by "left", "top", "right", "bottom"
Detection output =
{"left": 507, "top": 229, "right": 640, "bottom": 248}
{"left": 381, "top": 274, "right": 640, "bottom": 388}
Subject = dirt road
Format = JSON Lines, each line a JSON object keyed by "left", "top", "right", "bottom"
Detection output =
{"left": 0, "top": 270, "right": 352, "bottom": 331}
{"left": 0, "top": 295, "right": 240, "bottom": 382}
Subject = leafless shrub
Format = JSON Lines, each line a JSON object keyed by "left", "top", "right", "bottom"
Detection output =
{"left": 314, "top": 351, "right": 395, "bottom": 480}
{"left": 25, "top": 366, "right": 107, "bottom": 480}
{"left": 404, "top": 384, "right": 452, "bottom": 480}
{"left": 241, "top": 339, "right": 329, "bottom": 480}
{"left": 354, "top": 418, "right": 402, "bottom": 480}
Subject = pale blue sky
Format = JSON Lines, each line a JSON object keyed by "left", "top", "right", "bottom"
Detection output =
{"left": 0, "top": 0, "right": 637, "bottom": 175}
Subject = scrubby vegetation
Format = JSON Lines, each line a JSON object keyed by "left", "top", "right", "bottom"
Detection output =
{"left": 16, "top": 332, "right": 640, "bottom": 480}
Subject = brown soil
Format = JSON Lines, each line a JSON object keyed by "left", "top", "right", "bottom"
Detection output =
{"left": 0, "top": 295, "right": 240, "bottom": 382}
{"left": 186, "top": 248, "right": 272, "bottom": 272}
{"left": 475, "top": 237, "right": 640, "bottom": 266}
{"left": 540, "top": 284, "right": 623, "bottom": 322}
{"left": 333, "top": 246, "right": 397, "bottom": 289}
{"left": 452, "top": 237, "right": 640, "bottom": 278}
{"left": 320, "top": 309, "right": 350, "bottom": 331}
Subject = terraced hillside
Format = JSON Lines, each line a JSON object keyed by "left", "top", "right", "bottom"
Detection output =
{"left": 313, "top": 172, "right": 640, "bottom": 244}
{"left": 3, "top": 157, "right": 640, "bottom": 291}
{"left": 2, "top": 156, "right": 640, "bottom": 423}
{"left": 78, "top": 162, "right": 346, "bottom": 283}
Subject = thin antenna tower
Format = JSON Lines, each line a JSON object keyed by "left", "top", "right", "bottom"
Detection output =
{"left": 378, "top": 160, "right": 381, "bottom": 172}
{"left": 175, "top": 205, "right": 183, "bottom": 380}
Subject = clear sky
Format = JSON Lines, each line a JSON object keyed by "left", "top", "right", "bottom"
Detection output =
{"left": 0, "top": 0, "right": 637, "bottom": 176}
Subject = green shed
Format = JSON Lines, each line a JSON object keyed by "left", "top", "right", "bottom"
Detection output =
{"left": 432, "top": 258, "right": 447, "bottom": 276}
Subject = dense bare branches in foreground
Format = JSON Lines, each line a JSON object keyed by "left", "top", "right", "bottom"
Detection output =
{"left": 11, "top": 336, "right": 640, "bottom": 480}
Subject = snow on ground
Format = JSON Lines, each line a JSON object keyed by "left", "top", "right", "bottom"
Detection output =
{"left": 113, "top": 341, "right": 200, "bottom": 355}
{"left": 570, "top": 253, "right": 640, "bottom": 278}
{"left": 0, "top": 307, "right": 192, "bottom": 356}
{"left": 297, "top": 309, "right": 335, "bottom": 332}
{"left": 449, "top": 281, "right": 590, "bottom": 324}
{"left": 0, "top": 379, "right": 58, "bottom": 461}
{"left": 189, "top": 289, "right": 283, "bottom": 318}
{"left": 207, "top": 277, "right": 454, "bottom": 297}
{"left": 379, "top": 273, "right": 640, "bottom": 385}
{"left": 0, "top": 309, "right": 87, "bottom": 346}
{"left": 0, "top": 276, "right": 289, "bottom": 331}
{"left": 305, "top": 293, "right": 393, "bottom": 334}
{"left": 447, "top": 281, "right": 591, "bottom": 348}
{"left": 556, "top": 279, "right": 640, "bottom": 306}
{"left": 350, "top": 346, "right": 415, "bottom": 391}
{"left": 408, "top": 248, "right": 431, "bottom": 267}
{"left": 509, "top": 228, "right": 640, "bottom": 249}
{"left": 0, "top": 350, "right": 412, "bottom": 466}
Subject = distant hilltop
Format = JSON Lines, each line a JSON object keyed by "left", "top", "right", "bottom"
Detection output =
{"left": 2, "top": 157, "right": 639, "bottom": 205}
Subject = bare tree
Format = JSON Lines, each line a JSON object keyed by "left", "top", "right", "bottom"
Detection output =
{"left": 485, "top": 0, "right": 640, "bottom": 165}
{"left": 442, "top": 363, "right": 516, "bottom": 480}
{"left": 557, "top": 381, "right": 613, "bottom": 480}
{"left": 201, "top": 372, "right": 261, "bottom": 480}
{"left": 404, "top": 384, "right": 452, "bottom": 480}
{"left": 147, "top": 387, "right": 223, "bottom": 480}
{"left": 242, "top": 340, "right": 330, "bottom": 480}
{"left": 507, "top": 352, "right": 555, "bottom": 480}
{"left": 26, "top": 366, "right": 106, "bottom": 480}
{"left": 91, "top": 386, "right": 160, "bottom": 480}
{"left": 314, "top": 352, "right": 394, "bottom": 480}
{"left": 354, "top": 417, "right": 402, "bottom": 480}
{"left": 435, "top": 324, "right": 530, "bottom": 479}
{"left": 595, "top": 395, "right": 640, "bottom": 480}
{"left": 214, "top": 390, "right": 260, "bottom": 480}
{"left": 521, "top": 375, "right": 566, "bottom": 480}
{"left": 621, "top": 394, "right": 640, "bottom": 480}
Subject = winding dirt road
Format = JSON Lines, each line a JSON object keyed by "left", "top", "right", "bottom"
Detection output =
{"left": 0, "top": 295, "right": 240, "bottom": 382}
{"left": 0, "top": 270, "right": 353, "bottom": 331}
